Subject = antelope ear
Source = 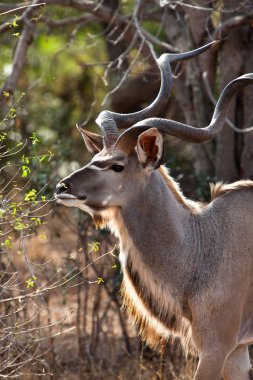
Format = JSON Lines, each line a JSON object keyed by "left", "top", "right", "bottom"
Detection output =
{"left": 136, "top": 128, "right": 164, "bottom": 170}
{"left": 77, "top": 126, "right": 103, "bottom": 156}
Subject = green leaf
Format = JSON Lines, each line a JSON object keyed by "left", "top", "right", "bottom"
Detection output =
{"left": 97, "top": 277, "right": 104, "bottom": 285}
{"left": 39, "top": 155, "right": 46, "bottom": 162}
{"left": 24, "top": 189, "right": 37, "bottom": 202}
{"left": 21, "top": 166, "right": 31, "bottom": 178}
{"left": 0, "top": 132, "right": 7, "bottom": 142}
{"left": 9, "top": 108, "right": 16, "bottom": 118}
{"left": 29, "top": 132, "right": 40, "bottom": 145}
{"left": 3, "top": 238, "right": 12, "bottom": 249}
{"left": 25, "top": 276, "right": 37, "bottom": 288}
{"left": 88, "top": 241, "right": 100, "bottom": 253}
{"left": 14, "top": 219, "right": 28, "bottom": 231}
{"left": 12, "top": 16, "right": 19, "bottom": 28}
{"left": 6, "top": 15, "right": 19, "bottom": 28}
{"left": 30, "top": 217, "right": 42, "bottom": 226}
{"left": 21, "top": 155, "right": 29, "bottom": 164}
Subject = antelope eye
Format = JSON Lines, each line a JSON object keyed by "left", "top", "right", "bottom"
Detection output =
{"left": 111, "top": 164, "right": 124, "bottom": 172}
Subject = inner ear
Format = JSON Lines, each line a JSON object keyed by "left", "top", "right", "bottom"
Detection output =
{"left": 77, "top": 126, "right": 104, "bottom": 156}
{"left": 136, "top": 128, "right": 164, "bottom": 170}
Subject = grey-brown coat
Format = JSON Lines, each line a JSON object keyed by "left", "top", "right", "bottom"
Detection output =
{"left": 55, "top": 43, "right": 253, "bottom": 380}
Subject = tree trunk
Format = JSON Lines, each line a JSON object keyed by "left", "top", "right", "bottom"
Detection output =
{"left": 216, "top": 0, "right": 253, "bottom": 181}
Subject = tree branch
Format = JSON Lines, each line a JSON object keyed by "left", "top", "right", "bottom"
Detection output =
{"left": 0, "top": 2, "right": 45, "bottom": 16}
{"left": 44, "top": 0, "right": 158, "bottom": 64}
{"left": 0, "top": 2, "right": 40, "bottom": 110}
{"left": 41, "top": 14, "right": 97, "bottom": 28}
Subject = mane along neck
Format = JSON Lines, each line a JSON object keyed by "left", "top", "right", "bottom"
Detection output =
{"left": 158, "top": 166, "right": 203, "bottom": 212}
{"left": 96, "top": 169, "right": 195, "bottom": 353}
{"left": 102, "top": 206, "right": 193, "bottom": 353}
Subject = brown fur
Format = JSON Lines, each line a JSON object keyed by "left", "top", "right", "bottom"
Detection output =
{"left": 160, "top": 166, "right": 253, "bottom": 206}
{"left": 210, "top": 180, "right": 253, "bottom": 201}
{"left": 125, "top": 259, "right": 179, "bottom": 331}
{"left": 159, "top": 166, "right": 204, "bottom": 213}
{"left": 120, "top": 261, "right": 194, "bottom": 355}
{"left": 93, "top": 213, "right": 106, "bottom": 229}
{"left": 120, "top": 279, "right": 169, "bottom": 352}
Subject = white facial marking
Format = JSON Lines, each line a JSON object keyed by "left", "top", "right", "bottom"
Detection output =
{"left": 91, "top": 155, "right": 111, "bottom": 162}
{"left": 89, "top": 164, "right": 109, "bottom": 171}
{"left": 102, "top": 195, "right": 113, "bottom": 206}
{"left": 89, "top": 154, "right": 125, "bottom": 172}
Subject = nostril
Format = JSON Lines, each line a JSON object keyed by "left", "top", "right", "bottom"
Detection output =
{"left": 56, "top": 181, "right": 70, "bottom": 193}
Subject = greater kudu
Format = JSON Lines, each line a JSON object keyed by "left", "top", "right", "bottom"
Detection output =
{"left": 55, "top": 42, "right": 253, "bottom": 380}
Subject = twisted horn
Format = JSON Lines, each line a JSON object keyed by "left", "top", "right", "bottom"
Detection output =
{"left": 95, "top": 111, "right": 120, "bottom": 149}
{"left": 95, "top": 41, "right": 218, "bottom": 148}
{"left": 115, "top": 73, "right": 253, "bottom": 153}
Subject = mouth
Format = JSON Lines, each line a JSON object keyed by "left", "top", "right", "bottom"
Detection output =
{"left": 55, "top": 193, "right": 109, "bottom": 212}
{"left": 54, "top": 193, "right": 81, "bottom": 208}
{"left": 54, "top": 193, "right": 77, "bottom": 203}
{"left": 55, "top": 193, "right": 77, "bottom": 200}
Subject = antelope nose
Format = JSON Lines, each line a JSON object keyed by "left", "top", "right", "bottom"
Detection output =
{"left": 56, "top": 180, "right": 70, "bottom": 194}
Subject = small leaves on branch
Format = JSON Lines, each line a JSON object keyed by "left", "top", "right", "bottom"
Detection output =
{"left": 25, "top": 276, "right": 37, "bottom": 288}
{"left": 24, "top": 189, "right": 37, "bottom": 202}
{"left": 21, "top": 165, "right": 31, "bottom": 178}
{"left": 88, "top": 241, "right": 100, "bottom": 253}
{"left": 29, "top": 132, "right": 40, "bottom": 145}
{"left": 6, "top": 15, "right": 20, "bottom": 29}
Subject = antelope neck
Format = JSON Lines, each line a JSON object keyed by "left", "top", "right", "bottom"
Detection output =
{"left": 118, "top": 171, "right": 189, "bottom": 284}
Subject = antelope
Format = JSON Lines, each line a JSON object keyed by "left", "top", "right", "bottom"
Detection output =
{"left": 55, "top": 41, "right": 253, "bottom": 380}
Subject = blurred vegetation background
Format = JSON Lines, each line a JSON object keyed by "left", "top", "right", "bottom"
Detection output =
{"left": 0, "top": 0, "right": 253, "bottom": 379}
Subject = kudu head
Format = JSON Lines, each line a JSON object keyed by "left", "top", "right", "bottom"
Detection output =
{"left": 55, "top": 41, "right": 253, "bottom": 220}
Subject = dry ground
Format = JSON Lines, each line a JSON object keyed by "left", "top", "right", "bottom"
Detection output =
{"left": 2, "top": 207, "right": 252, "bottom": 379}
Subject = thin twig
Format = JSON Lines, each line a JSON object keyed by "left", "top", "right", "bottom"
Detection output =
{"left": 0, "top": 2, "right": 45, "bottom": 16}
